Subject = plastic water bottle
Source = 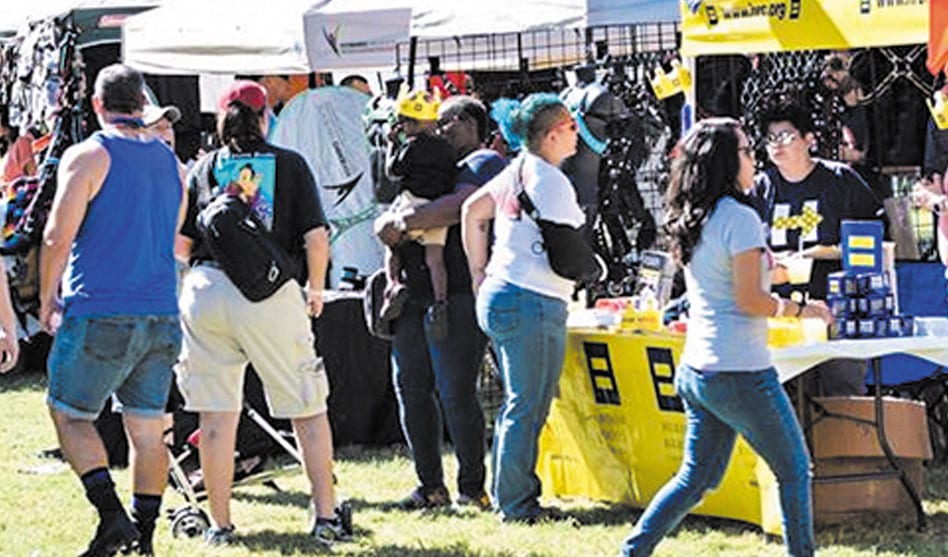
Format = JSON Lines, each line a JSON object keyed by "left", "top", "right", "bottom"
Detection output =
{"left": 639, "top": 288, "right": 662, "bottom": 332}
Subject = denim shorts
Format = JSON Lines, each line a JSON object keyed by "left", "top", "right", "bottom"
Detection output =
{"left": 47, "top": 314, "right": 181, "bottom": 420}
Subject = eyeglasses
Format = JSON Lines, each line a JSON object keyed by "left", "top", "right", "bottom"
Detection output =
{"left": 765, "top": 129, "right": 798, "bottom": 147}
{"left": 738, "top": 145, "right": 755, "bottom": 158}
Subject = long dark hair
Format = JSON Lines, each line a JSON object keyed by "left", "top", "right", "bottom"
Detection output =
{"left": 664, "top": 117, "right": 744, "bottom": 266}
{"left": 218, "top": 101, "right": 265, "bottom": 153}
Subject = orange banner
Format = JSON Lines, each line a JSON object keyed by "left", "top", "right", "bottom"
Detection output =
{"left": 929, "top": 0, "right": 948, "bottom": 75}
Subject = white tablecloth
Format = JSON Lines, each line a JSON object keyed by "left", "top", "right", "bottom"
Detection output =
{"left": 772, "top": 335, "right": 948, "bottom": 383}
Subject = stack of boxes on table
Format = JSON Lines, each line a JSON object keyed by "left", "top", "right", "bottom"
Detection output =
{"left": 826, "top": 220, "right": 913, "bottom": 340}
{"left": 826, "top": 270, "right": 913, "bottom": 339}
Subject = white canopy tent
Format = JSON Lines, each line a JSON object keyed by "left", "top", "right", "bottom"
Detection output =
{"left": 122, "top": 0, "right": 411, "bottom": 75}
{"left": 399, "top": 0, "right": 681, "bottom": 73}
{"left": 121, "top": 0, "right": 682, "bottom": 75}
{"left": 406, "top": 0, "right": 679, "bottom": 38}
{"left": 0, "top": 1, "right": 160, "bottom": 39}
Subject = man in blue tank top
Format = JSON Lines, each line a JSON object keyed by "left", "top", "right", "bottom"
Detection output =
{"left": 39, "top": 64, "right": 185, "bottom": 557}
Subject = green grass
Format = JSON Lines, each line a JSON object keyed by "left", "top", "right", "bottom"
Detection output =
{"left": 2, "top": 371, "right": 948, "bottom": 556}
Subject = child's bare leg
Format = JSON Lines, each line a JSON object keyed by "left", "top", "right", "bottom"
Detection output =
{"left": 385, "top": 247, "right": 401, "bottom": 286}
{"left": 380, "top": 247, "right": 408, "bottom": 321}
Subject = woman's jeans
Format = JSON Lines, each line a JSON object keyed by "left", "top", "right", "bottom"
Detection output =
{"left": 391, "top": 292, "right": 488, "bottom": 497}
{"left": 476, "top": 277, "right": 568, "bottom": 520}
{"left": 620, "top": 365, "right": 814, "bottom": 557}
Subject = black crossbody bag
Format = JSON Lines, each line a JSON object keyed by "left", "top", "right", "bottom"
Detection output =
{"left": 514, "top": 160, "right": 603, "bottom": 285}
{"left": 195, "top": 151, "right": 298, "bottom": 302}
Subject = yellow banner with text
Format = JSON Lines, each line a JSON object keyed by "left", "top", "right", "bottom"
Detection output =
{"left": 681, "top": 0, "right": 928, "bottom": 57}
{"left": 536, "top": 328, "right": 783, "bottom": 535}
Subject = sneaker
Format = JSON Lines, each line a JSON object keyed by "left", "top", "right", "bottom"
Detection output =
{"left": 79, "top": 511, "right": 140, "bottom": 557}
{"left": 456, "top": 492, "right": 491, "bottom": 511}
{"left": 424, "top": 301, "right": 449, "bottom": 340}
{"left": 397, "top": 485, "right": 451, "bottom": 511}
{"left": 379, "top": 283, "right": 409, "bottom": 322}
{"left": 312, "top": 517, "right": 352, "bottom": 546}
{"left": 204, "top": 525, "right": 236, "bottom": 546}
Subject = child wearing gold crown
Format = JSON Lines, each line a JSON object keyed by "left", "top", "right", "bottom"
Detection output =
{"left": 377, "top": 88, "right": 458, "bottom": 337}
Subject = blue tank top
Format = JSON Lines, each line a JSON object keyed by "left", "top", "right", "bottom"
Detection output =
{"left": 63, "top": 131, "right": 181, "bottom": 318}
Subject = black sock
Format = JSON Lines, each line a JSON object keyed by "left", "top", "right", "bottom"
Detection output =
{"left": 80, "top": 467, "right": 123, "bottom": 519}
{"left": 131, "top": 493, "right": 162, "bottom": 525}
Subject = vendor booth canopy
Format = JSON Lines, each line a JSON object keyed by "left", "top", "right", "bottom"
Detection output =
{"left": 122, "top": 0, "right": 684, "bottom": 74}
{"left": 122, "top": 0, "right": 411, "bottom": 74}
{"left": 388, "top": 0, "right": 682, "bottom": 72}
{"left": 349, "top": 0, "right": 681, "bottom": 39}
{"left": 0, "top": 1, "right": 159, "bottom": 43}
{"left": 680, "top": 0, "right": 928, "bottom": 57}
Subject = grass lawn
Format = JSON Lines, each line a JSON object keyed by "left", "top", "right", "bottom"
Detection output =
{"left": 2, "top": 370, "right": 948, "bottom": 556}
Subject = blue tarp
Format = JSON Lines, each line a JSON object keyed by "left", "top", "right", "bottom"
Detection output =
{"left": 873, "top": 262, "right": 948, "bottom": 385}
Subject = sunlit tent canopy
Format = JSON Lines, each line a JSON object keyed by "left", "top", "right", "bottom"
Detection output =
{"left": 122, "top": 0, "right": 684, "bottom": 75}
{"left": 399, "top": 0, "right": 682, "bottom": 72}
{"left": 327, "top": 0, "right": 679, "bottom": 39}
{"left": 680, "top": 0, "right": 927, "bottom": 57}
{"left": 122, "top": 0, "right": 411, "bottom": 74}
{"left": 0, "top": 1, "right": 159, "bottom": 43}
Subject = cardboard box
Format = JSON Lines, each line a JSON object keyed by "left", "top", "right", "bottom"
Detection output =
{"left": 810, "top": 397, "right": 933, "bottom": 460}
{"left": 813, "top": 457, "right": 925, "bottom": 525}
{"left": 809, "top": 396, "right": 930, "bottom": 525}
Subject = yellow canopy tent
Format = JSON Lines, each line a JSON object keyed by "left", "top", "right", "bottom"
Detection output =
{"left": 680, "top": 0, "right": 928, "bottom": 57}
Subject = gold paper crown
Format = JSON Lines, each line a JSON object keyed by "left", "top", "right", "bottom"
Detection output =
{"left": 928, "top": 90, "right": 948, "bottom": 130}
{"left": 396, "top": 87, "right": 441, "bottom": 121}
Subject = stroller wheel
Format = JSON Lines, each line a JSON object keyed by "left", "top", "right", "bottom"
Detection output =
{"left": 336, "top": 500, "right": 353, "bottom": 536}
{"left": 170, "top": 506, "right": 210, "bottom": 539}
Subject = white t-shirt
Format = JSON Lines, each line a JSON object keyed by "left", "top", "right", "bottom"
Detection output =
{"left": 682, "top": 196, "right": 772, "bottom": 372}
{"left": 484, "top": 152, "right": 585, "bottom": 301}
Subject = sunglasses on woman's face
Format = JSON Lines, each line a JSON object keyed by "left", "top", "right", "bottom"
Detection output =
{"left": 765, "top": 129, "right": 798, "bottom": 147}
{"left": 550, "top": 118, "right": 578, "bottom": 133}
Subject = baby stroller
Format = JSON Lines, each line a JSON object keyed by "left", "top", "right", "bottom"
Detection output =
{"left": 163, "top": 372, "right": 352, "bottom": 539}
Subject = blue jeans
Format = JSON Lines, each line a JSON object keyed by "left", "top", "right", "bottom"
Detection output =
{"left": 47, "top": 314, "right": 181, "bottom": 420}
{"left": 620, "top": 365, "right": 813, "bottom": 557}
{"left": 476, "top": 277, "right": 568, "bottom": 520}
{"left": 391, "top": 291, "right": 487, "bottom": 497}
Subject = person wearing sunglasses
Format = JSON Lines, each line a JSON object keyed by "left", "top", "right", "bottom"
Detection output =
{"left": 750, "top": 99, "right": 884, "bottom": 397}
{"left": 462, "top": 93, "right": 581, "bottom": 523}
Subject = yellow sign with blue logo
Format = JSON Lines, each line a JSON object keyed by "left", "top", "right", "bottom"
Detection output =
{"left": 536, "top": 329, "right": 782, "bottom": 535}
{"left": 681, "top": 0, "right": 928, "bottom": 57}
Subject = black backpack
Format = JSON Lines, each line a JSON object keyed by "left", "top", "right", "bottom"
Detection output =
{"left": 196, "top": 193, "right": 297, "bottom": 302}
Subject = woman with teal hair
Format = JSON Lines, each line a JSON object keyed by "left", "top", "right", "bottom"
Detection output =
{"left": 462, "top": 93, "right": 581, "bottom": 522}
